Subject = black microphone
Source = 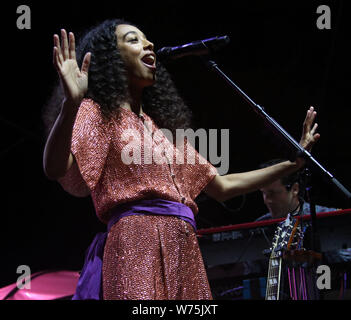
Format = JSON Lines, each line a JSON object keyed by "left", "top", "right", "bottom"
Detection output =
{"left": 156, "top": 35, "right": 230, "bottom": 61}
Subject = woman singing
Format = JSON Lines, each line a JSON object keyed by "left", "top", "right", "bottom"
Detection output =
{"left": 43, "top": 19, "right": 320, "bottom": 300}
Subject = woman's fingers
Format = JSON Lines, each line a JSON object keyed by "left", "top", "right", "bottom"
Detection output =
{"left": 69, "top": 32, "right": 76, "bottom": 60}
{"left": 300, "top": 106, "right": 321, "bottom": 150}
{"left": 311, "top": 123, "right": 318, "bottom": 136}
{"left": 54, "top": 30, "right": 77, "bottom": 63}
{"left": 53, "top": 30, "right": 79, "bottom": 74}
{"left": 53, "top": 47, "right": 60, "bottom": 71}
{"left": 53, "top": 28, "right": 89, "bottom": 92}
{"left": 61, "top": 29, "right": 69, "bottom": 60}
{"left": 81, "top": 52, "right": 91, "bottom": 75}
{"left": 303, "top": 106, "right": 317, "bottom": 133}
{"left": 53, "top": 34, "right": 63, "bottom": 65}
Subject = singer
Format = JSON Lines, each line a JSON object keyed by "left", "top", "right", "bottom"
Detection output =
{"left": 42, "top": 19, "right": 320, "bottom": 300}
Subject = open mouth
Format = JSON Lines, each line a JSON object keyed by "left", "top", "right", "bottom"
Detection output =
{"left": 141, "top": 53, "right": 156, "bottom": 69}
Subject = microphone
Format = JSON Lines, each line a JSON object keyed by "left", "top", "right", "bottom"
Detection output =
{"left": 156, "top": 35, "right": 230, "bottom": 61}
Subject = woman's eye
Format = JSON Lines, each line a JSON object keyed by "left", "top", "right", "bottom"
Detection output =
{"left": 129, "top": 38, "right": 138, "bottom": 43}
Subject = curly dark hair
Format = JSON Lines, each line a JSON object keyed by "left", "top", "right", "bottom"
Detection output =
{"left": 42, "top": 18, "right": 193, "bottom": 139}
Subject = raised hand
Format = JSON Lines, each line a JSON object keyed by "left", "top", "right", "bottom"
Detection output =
{"left": 53, "top": 29, "right": 91, "bottom": 108}
{"left": 299, "top": 106, "right": 320, "bottom": 152}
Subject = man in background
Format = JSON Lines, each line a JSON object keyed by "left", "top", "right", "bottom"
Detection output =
{"left": 255, "top": 159, "right": 336, "bottom": 221}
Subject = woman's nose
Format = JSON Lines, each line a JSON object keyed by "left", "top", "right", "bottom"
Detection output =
{"left": 143, "top": 39, "right": 154, "bottom": 51}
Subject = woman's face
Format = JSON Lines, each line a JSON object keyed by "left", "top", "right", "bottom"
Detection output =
{"left": 116, "top": 24, "right": 156, "bottom": 89}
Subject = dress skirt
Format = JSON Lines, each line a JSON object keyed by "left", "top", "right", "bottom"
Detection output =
{"left": 102, "top": 214, "right": 212, "bottom": 300}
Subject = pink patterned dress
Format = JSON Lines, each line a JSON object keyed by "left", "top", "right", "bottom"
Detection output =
{"left": 58, "top": 98, "right": 219, "bottom": 299}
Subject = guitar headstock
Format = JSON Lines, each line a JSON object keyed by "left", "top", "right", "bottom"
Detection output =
{"left": 270, "top": 215, "right": 300, "bottom": 255}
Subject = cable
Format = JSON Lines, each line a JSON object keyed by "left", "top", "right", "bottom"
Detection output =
{"left": 233, "top": 230, "right": 254, "bottom": 264}
{"left": 219, "top": 194, "right": 246, "bottom": 213}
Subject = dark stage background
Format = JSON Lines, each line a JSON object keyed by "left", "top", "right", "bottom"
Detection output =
{"left": 1, "top": 1, "right": 350, "bottom": 288}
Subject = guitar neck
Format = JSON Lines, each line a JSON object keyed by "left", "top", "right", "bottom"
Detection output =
{"left": 265, "top": 252, "right": 282, "bottom": 300}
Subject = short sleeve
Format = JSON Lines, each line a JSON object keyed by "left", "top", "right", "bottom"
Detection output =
{"left": 57, "top": 99, "right": 110, "bottom": 195}
{"left": 179, "top": 137, "right": 219, "bottom": 200}
{"left": 57, "top": 156, "right": 90, "bottom": 197}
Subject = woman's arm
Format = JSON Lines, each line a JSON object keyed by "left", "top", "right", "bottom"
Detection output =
{"left": 204, "top": 160, "right": 301, "bottom": 202}
{"left": 43, "top": 99, "right": 77, "bottom": 180}
{"left": 43, "top": 29, "right": 91, "bottom": 180}
{"left": 204, "top": 106, "right": 320, "bottom": 202}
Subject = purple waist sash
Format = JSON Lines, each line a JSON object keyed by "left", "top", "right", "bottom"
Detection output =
{"left": 72, "top": 198, "right": 196, "bottom": 300}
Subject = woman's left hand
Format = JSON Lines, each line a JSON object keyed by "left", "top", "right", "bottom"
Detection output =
{"left": 299, "top": 106, "right": 320, "bottom": 152}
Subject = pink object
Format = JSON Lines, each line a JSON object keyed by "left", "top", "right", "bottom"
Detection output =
{"left": 0, "top": 270, "right": 79, "bottom": 300}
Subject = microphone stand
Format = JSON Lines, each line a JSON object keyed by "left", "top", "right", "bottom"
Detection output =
{"left": 299, "top": 167, "right": 324, "bottom": 300}
{"left": 299, "top": 168, "right": 322, "bottom": 262}
{"left": 301, "top": 168, "right": 320, "bottom": 253}
{"left": 201, "top": 57, "right": 351, "bottom": 254}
